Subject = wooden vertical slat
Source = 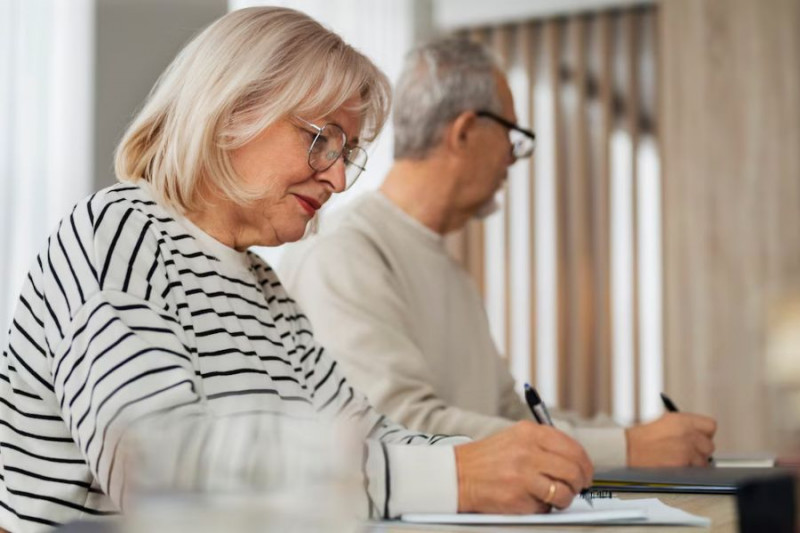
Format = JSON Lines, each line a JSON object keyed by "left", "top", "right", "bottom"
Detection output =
{"left": 544, "top": 19, "right": 569, "bottom": 408}
{"left": 522, "top": 21, "right": 539, "bottom": 387}
{"left": 624, "top": 9, "right": 642, "bottom": 423}
{"left": 458, "top": 5, "right": 663, "bottom": 422}
{"left": 660, "top": 0, "right": 703, "bottom": 418}
{"left": 661, "top": 0, "right": 800, "bottom": 451}
{"left": 646, "top": 7, "right": 661, "bottom": 421}
{"left": 464, "top": 28, "right": 491, "bottom": 297}
{"left": 566, "top": 15, "right": 594, "bottom": 416}
{"left": 594, "top": 12, "right": 615, "bottom": 416}
{"left": 491, "top": 25, "right": 513, "bottom": 362}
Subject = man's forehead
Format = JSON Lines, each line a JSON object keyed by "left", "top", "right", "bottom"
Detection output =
{"left": 494, "top": 71, "right": 517, "bottom": 121}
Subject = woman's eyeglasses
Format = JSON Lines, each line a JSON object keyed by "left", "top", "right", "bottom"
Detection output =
{"left": 295, "top": 117, "right": 367, "bottom": 190}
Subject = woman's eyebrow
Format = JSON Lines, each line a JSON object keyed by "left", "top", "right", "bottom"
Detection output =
{"left": 324, "top": 118, "right": 360, "bottom": 146}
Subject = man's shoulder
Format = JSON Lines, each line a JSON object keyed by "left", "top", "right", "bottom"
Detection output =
{"left": 281, "top": 220, "right": 384, "bottom": 276}
{"left": 297, "top": 194, "right": 389, "bottom": 256}
{"left": 321, "top": 191, "right": 386, "bottom": 233}
{"left": 278, "top": 197, "right": 394, "bottom": 290}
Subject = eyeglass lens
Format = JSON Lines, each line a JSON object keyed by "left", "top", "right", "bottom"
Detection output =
{"left": 308, "top": 123, "right": 367, "bottom": 189}
{"left": 509, "top": 129, "right": 536, "bottom": 159}
{"left": 343, "top": 146, "right": 367, "bottom": 188}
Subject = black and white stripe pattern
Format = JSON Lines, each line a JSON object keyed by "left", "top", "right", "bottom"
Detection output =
{"left": 0, "top": 183, "right": 462, "bottom": 532}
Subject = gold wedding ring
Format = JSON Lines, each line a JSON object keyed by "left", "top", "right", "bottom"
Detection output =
{"left": 544, "top": 482, "right": 556, "bottom": 504}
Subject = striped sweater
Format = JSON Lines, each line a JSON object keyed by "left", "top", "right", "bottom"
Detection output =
{"left": 0, "top": 182, "right": 462, "bottom": 532}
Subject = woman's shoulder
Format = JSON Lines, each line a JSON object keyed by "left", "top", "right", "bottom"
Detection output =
{"left": 8, "top": 183, "right": 180, "bottom": 352}
{"left": 85, "top": 182, "right": 175, "bottom": 233}
{"left": 47, "top": 182, "right": 184, "bottom": 298}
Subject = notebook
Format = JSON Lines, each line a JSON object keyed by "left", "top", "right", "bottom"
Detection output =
{"left": 401, "top": 496, "right": 710, "bottom": 526}
{"left": 592, "top": 466, "right": 790, "bottom": 494}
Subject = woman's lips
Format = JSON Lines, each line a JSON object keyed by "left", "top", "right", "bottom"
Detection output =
{"left": 294, "top": 194, "right": 321, "bottom": 216}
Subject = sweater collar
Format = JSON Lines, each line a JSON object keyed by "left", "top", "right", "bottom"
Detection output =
{"left": 368, "top": 191, "right": 444, "bottom": 249}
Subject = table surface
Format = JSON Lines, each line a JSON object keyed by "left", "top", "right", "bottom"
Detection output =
{"left": 366, "top": 492, "right": 737, "bottom": 533}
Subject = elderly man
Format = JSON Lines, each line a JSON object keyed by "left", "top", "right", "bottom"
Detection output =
{"left": 280, "top": 38, "right": 716, "bottom": 468}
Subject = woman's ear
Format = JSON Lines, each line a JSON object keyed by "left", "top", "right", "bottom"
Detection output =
{"left": 443, "top": 110, "right": 478, "bottom": 154}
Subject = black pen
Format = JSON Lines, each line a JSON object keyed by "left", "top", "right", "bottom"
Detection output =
{"left": 660, "top": 392, "right": 679, "bottom": 412}
{"left": 524, "top": 383, "right": 554, "bottom": 425}
{"left": 524, "top": 383, "right": 593, "bottom": 506}
{"left": 660, "top": 392, "right": 714, "bottom": 464}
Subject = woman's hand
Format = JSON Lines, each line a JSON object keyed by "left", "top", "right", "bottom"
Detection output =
{"left": 454, "top": 421, "right": 594, "bottom": 513}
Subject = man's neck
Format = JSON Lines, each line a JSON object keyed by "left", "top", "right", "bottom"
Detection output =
{"left": 380, "top": 158, "right": 471, "bottom": 235}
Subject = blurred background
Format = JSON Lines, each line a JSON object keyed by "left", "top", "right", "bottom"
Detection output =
{"left": 1, "top": 0, "right": 798, "bottom": 454}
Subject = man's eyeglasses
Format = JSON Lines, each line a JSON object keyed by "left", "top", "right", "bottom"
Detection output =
{"left": 295, "top": 117, "right": 367, "bottom": 190}
{"left": 476, "top": 110, "right": 536, "bottom": 159}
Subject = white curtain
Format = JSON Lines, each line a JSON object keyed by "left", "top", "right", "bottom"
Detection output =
{"left": 0, "top": 0, "right": 95, "bottom": 344}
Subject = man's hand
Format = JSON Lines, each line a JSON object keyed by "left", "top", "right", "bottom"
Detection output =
{"left": 626, "top": 412, "right": 717, "bottom": 467}
{"left": 454, "top": 421, "right": 593, "bottom": 514}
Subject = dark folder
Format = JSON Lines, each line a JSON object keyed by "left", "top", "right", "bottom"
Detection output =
{"left": 592, "top": 467, "right": 792, "bottom": 494}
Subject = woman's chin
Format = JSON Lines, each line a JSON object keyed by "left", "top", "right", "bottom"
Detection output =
{"left": 275, "top": 224, "right": 310, "bottom": 245}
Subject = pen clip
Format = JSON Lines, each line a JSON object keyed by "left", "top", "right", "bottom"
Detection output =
{"left": 524, "top": 383, "right": 554, "bottom": 426}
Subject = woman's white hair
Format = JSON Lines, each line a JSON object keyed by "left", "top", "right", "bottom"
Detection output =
{"left": 115, "top": 6, "right": 391, "bottom": 212}
{"left": 393, "top": 38, "right": 501, "bottom": 160}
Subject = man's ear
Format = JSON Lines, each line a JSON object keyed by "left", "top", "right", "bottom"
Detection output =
{"left": 443, "top": 110, "right": 478, "bottom": 155}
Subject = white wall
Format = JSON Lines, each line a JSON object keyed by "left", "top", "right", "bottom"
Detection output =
{"left": 0, "top": 0, "right": 96, "bottom": 345}
{"left": 94, "top": 0, "right": 228, "bottom": 190}
{"left": 434, "top": 0, "right": 654, "bottom": 30}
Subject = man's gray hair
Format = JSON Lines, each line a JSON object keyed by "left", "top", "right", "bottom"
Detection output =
{"left": 393, "top": 38, "right": 502, "bottom": 160}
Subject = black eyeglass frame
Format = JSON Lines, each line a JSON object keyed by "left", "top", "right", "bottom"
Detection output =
{"left": 475, "top": 110, "right": 537, "bottom": 158}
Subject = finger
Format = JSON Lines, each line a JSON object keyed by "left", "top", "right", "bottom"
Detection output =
{"left": 547, "top": 480, "right": 576, "bottom": 510}
{"left": 693, "top": 434, "right": 715, "bottom": 458}
{"left": 529, "top": 499, "right": 552, "bottom": 515}
{"left": 532, "top": 476, "right": 573, "bottom": 510}
{"left": 686, "top": 434, "right": 711, "bottom": 467}
{"left": 538, "top": 431, "right": 594, "bottom": 487}
{"left": 513, "top": 473, "right": 553, "bottom": 514}
{"left": 500, "top": 490, "right": 549, "bottom": 515}
{"left": 689, "top": 450, "right": 709, "bottom": 467}
{"left": 685, "top": 414, "right": 717, "bottom": 436}
{"left": 532, "top": 453, "right": 585, "bottom": 494}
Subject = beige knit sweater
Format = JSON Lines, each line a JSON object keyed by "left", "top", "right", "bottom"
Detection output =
{"left": 280, "top": 191, "right": 626, "bottom": 467}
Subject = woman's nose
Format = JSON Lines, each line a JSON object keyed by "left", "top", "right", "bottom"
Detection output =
{"left": 317, "top": 155, "right": 347, "bottom": 193}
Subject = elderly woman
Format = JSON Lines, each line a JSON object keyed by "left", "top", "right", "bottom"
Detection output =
{"left": 0, "top": 7, "right": 592, "bottom": 532}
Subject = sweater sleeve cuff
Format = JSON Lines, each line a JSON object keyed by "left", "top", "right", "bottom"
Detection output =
{"left": 571, "top": 427, "right": 627, "bottom": 468}
{"left": 385, "top": 443, "right": 463, "bottom": 515}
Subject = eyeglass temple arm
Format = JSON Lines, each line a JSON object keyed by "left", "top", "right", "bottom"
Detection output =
{"left": 475, "top": 110, "right": 536, "bottom": 141}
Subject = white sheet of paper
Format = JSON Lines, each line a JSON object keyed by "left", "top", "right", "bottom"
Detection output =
{"left": 713, "top": 452, "right": 776, "bottom": 468}
{"left": 590, "top": 498, "right": 711, "bottom": 526}
{"left": 401, "top": 497, "right": 710, "bottom": 526}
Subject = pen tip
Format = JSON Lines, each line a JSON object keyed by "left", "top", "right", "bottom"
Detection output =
{"left": 525, "top": 385, "right": 542, "bottom": 403}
